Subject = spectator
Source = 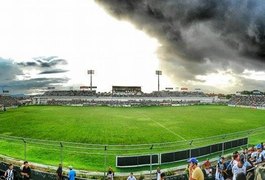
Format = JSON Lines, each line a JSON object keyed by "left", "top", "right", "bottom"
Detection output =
{"left": 203, "top": 158, "right": 211, "bottom": 169}
{"left": 4, "top": 164, "right": 15, "bottom": 180}
{"left": 232, "top": 159, "right": 246, "bottom": 180}
{"left": 224, "top": 159, "right": 234, "bottom": 179}
{"left": 127, "top": 172, "right": 136, "bottom": 180}
{"left": 243, "top": 157, "right": 253, "bottom": 170}
{"left": 242, "top": 148, "right": 249, "bottom": 162}
{"left": 56, "top": 164, "right": 63, "bottom": 180}
{"left": 250, "top": 147, "right": 258, "bottom": 163}
{"left": 248, "top": 145, "right": 255, "bottom": 154}
{"left": 107, "top": 166, "right": 114, "bottom": 180}
{"left": 254, "top": 144, "right": 265, "bottom": 164}
{"left": 202, "top": 158, "right": 212, "bottom": 178}
{"left": 235, "top": 172, "right": 246, "bottom": 180}
{"left": 215, "top": 157, "right": 226, "bottom": 180}
{"left": 21, "top": 161, "right": 31, "bottom": 180}
{"left": 160, "top": 172, "right": 166, "bottom": 180}
{"left": 156, "top": 167, "right": 162, "bottom": 180}
{"left": 188, "top": 157, "right": 204, "bottom": 180}
{"left": 68, "top": 166, "right": 76, "bottom": 180}
{"left": 233, "top": 154, "right": 240, "bottom": 166}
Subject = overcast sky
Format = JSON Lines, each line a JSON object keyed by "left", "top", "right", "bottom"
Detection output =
{"left": 1, "top": 0, "right": 265, "bottom": 94}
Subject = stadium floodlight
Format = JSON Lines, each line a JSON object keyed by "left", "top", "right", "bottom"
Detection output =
{"left": 87, "top": 70, "right": 95, "bottom": 91}
{"left": 155, "top": 70, "right": 162, "bottom": 91}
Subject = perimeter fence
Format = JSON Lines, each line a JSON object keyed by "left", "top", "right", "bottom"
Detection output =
{"left": 0, "top": 126, "right": 265, "bottom": 172}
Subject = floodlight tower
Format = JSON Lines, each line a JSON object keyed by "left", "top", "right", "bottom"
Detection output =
{"left": 155, "top": 70, "right": 162, "bottom": 92}
{"left": 87, "top": 70, "right": 95, "bottom": 91}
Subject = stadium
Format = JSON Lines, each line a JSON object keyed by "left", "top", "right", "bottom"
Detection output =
{"left": 1, "top": 86, "right": 265, "bottom": 179}
{"left": 2, "top": 0, "right": 265, "bottom": 180}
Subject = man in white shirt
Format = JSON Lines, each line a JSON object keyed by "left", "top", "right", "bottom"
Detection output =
{"left": 156, "top": 167, "right": 161, "bottom": 180}
{"left": 127, "top": 172, "right": 136, "bottom": 180}
{"left": 4, "top": 164, "right": 14, "bottom": 180}
{"left": 215, "top": 157, "right": 225, "bottom": 180}
{"left": 232, "top": 159, "right": 246, "bottom": 180}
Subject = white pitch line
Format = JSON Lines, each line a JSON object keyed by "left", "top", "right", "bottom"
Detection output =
{"left": 150, "top": 119, "right": 187, "bottom": 141}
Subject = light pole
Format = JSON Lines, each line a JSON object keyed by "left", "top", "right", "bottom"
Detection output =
{"left": 155, "top": 70, "right": 162, "bottom": 92}
{"left": 87, "top": 70, "right": 95, "bottom": 91}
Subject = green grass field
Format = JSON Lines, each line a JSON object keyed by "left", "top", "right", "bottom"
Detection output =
{"left": 0, "top": 105, "right": 265, "bottom": 172}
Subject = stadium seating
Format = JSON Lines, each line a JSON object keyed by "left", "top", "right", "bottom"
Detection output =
{"left": 0, "top": 95, "right": 20, "bottom": 107}
{"left": 43, "top": 90, "right": 96, "bottom": 96}
{"left": 40, "top": 90, "right": 210, "bottom": 106}
{"left": 228, "top": 95, "right": 265, "bottom": 107}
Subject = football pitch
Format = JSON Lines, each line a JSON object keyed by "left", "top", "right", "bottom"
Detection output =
{"left": 0, "top": 105, "right": 265, "bottom": 171}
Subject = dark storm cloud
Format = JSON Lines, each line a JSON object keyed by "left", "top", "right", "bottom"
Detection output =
{"left": 6, "top": 77, "right": 69, "bottom": 89}
{"left": 0, "top": 56, "right": 69, "bottom": 94}
{"left": 0, "top": 77, "right": 69, "bottom": 94}
{"left": 96, "top": 0, "right": 265, "bottom": 89}
{"left": 16, "top": 56, "right": 69, "bottom": 76}
{"left": 241, "top": 79, "right": 265, "bottom": 91}
{"left": 17, "top": 62, "right": 38, "bottom": 66}
{"left": 18, "top": 56, "right": 68, "bottom": 68}
{"left": 0, "top": 57, "right": 23, "bottom": 82}
{"left": 39, "top": 69, "right": 69, "bottom": 74}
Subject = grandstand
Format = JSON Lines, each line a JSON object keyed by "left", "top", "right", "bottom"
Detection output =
{"left": 112, "top": 86, "right": 142, "bottom": 96}
{"left": 33, "top": 89, "right": 215, "bottom": 106}
{"left": 43, "top": 90, "right": 96, "bottom": 96}
{"left": 228, "top": 95, "right": 265, "bottom": 108}
{"left": 0, "top": 95, "right": 20, "bottom": 107}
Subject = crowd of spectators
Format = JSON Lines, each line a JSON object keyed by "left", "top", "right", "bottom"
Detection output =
{"left": 198, "top": 143, "right": 265, "bottom": 180}
{"left": 228, "top": 95, "right": 265, "bottom": 107}
{"left": 8, "top": 147, "right": 265, "bottom": 179}
{"left": 143, "top": 91, "right": 207, "bottom": 98}
{"left": 42, "top": 90, "right": 207, "bottom": 98}
{"left": 1, "top": 144, "right": 265, "bottom": 180}
{"left": 1, "top": 161, "right": 31, "bottom": 180}
{"left": 43, "top": 90, "right": 97, "bottom": 96}
{"left": 0, "top": 95, "right": 20, "bottom": 108}
{"left": 41, "top": 90, "right": 209, "bottom": 106}
{"left": 46, "top": 99, "right": 202, "bottom": 107}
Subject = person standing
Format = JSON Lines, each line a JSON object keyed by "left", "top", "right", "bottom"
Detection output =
{"left": 127, "top": 172, "right": 136, "bottom": 180}
{"left": 215, "top": 157, "right": 226, "bottom": 180}
{"left": 160, "top": 172, "right": 166, "bottom": 180}
{"left": 56, "top": 164, "right": 63, "bottom": 180}
{"left": 107, "top": 166, "right": 114, "bottom": 180}
{"left": 156, "top": 167, "right": 161, "bottom": 180}
{"left": 255, "top": 144, "right": 265, "bottom": 164}
{"left": 21, "top": 161, "right": 31, "bottom": 180}
{"left": 232, "top": 159, "right": 246, "bottom": 180}
{"left": 4, "top": 164, "right": 14, "bottom": 180}
{"left": 68, "top": 166, "right": 76, "bottom": 180}
{"left": 203, "top": 158, "right": 212, "bottom": 178}
{"left": 188, "top": 157, "right": 204, "bottom": 180}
